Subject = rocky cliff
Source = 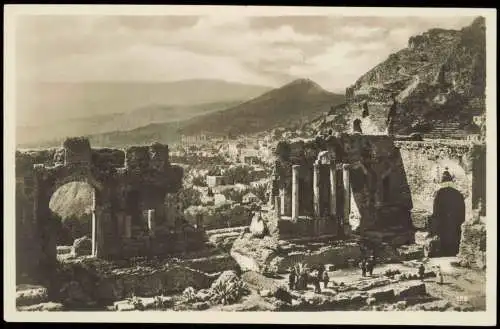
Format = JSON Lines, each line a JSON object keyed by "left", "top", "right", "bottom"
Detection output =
{"left": 327, "top": 17, "right": 486, "bottom": 138}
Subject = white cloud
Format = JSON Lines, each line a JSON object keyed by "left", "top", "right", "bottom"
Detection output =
{"left": 16, "top": 14, "right": 479, "bottom": 93}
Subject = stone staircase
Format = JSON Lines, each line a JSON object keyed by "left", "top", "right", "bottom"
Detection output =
{"left": 424, "top": 122, "right": 468, "bottom": 140}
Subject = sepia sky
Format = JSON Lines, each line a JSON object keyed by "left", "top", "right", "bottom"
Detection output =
{"left": 16, "top": 15, "right": 476, "bottom": 93}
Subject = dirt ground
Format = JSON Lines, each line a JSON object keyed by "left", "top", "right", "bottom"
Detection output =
{"left": 271, "top": 256, "right": 486, "bottom": 311}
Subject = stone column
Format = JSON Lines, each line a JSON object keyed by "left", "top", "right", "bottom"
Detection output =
{"left": 329, "top": 163, "right": 337, "bottom": 217}
{"left": 342, "top": 164, "right": 351, "bottom": 230}
{"left": 147, "top": 209, "right": 156, "bottom": 236}
{"left": 91, "top": 210, "right": 97, "bottom": 257}
{"left": 292, "top": 165, "right": 300, "bottom": 221}
{"left": 313, "top": 162, "right": 321, "bottom": 218}
{"left": 274, "top": 195, "right": 281, "bottom": 217}
{"left": 91, "top": 189, "right": 97, "bottom": 257}
{"left": 279, "top": 187, "right": 286, "bottom": 216}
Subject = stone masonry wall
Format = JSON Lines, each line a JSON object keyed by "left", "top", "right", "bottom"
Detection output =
{"left": 396, "top": 140, "right": 484, "bottom": 228}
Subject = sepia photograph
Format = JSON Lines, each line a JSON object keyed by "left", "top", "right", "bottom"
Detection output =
{"left": 3, "top": 5, "right": 497, "bottom": 325}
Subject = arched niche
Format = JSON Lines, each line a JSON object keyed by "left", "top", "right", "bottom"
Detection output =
{"left": 432, "top": 186, "right": 466, "bottom": 256}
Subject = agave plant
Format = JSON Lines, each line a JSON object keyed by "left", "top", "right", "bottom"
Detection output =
{"left": 182, "top": 287, "right": 197, "bottom": 304}
{"left": 210, "top": 279, "right": 249, "bottom": 305}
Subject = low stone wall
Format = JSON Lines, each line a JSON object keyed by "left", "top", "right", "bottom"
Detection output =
{"left": 55, "top": 257, "right": 216, "bottom": 306}
{"left": 277, "top": 218, "right": 338, "bottom": 240}
{"left": 184, "top": 203, "right": 252, "bottom": 231}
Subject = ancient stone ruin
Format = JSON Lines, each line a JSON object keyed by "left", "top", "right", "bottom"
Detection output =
{"left": 16, "top": 137, "right": 202, "bottom": 283}
{"left": 231, "top": 132, "right": 487, "bottom": 275}
{"left": 269, "top": 133, "right": 415, "bottom": 244}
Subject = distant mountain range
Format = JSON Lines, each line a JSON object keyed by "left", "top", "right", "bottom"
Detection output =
{"left": 16, "top": 79, "right": 272, "bottom": 147}
{"left": 18, "top": 78, "right": 344, "bottom": 148}
{"left": 179, "top": 78, "right": 344, "bottom": 137}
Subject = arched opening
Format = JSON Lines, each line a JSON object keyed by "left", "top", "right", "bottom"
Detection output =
{"left": 432, "top": 187, "right": 466, "bottom": 256}
{"left": 49, "top": 181, "right": 96, "bottom": 256}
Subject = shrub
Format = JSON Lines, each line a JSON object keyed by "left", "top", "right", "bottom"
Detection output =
{"left": 209, "top": 278, "right": 249, "bottom": 305}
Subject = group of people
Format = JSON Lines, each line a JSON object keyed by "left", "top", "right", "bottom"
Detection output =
{"left": 288, "top": 263, "right": 330, "bottom": 293}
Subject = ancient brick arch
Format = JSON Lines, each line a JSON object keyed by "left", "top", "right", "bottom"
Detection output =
{"left": 16, "top": 137, "right": 187, "bottom": 284}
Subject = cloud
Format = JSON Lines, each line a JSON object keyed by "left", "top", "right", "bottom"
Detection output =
{"left": 16, "top": 14, "right": 479, "bottom": 92}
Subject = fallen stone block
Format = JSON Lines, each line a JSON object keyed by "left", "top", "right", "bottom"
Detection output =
{"left": 366, "top": 297, "right": 377, "bottom": 306}
{"left": 192, "top": 301, "right": 210, "bottom": 310}
{"left": 394, "top": 282, "right": 426, "bottom": 299}
{"left": 368, "top": 287, "right": 394, "bottom": 303}
{"left": 117, "top": 303, "right": 136, "bottom": 311}
{"left": 17, "top": 302, "right": 64, "bottom": 312}
{"left": 397, "top": 244, "right": 425, "bottom": 261}
{"left": 16, "top": 286, "right": 49, "bottom": 306}
{"left": 419, "top": 300, "right": 451, "bottom": 311}
{"left": 395, "top": 300, "right": 408, "bottom": 310}
{"left": 259, "top": 289, "right": 272, "bottom": 297}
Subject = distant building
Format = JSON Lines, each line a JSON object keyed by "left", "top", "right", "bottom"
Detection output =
{"left": 242, "top": 192, "right": 260, "bottom": 204}
{"left": 206, "top": 175, "right": 233, "bottom": 187}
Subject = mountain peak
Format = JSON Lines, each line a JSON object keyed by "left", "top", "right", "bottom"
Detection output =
{"left": 280, "top": 78, "right": 328, "bottom": 94}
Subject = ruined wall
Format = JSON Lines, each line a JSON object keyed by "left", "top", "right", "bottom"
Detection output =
{"left": 15, "top": 138, "right": 192, "bottom": 284}
{"left": 396, "top": 140, "right": 486, "bottom": 228}
{"left": 273, "top": 134, "right": 414, "bottom": 242}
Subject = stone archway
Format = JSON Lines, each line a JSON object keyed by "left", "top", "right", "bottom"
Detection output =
{"left": 432, "top": 186, "right": 466, "bottom": 256}
{"left": 48, "top": 181, "right": 95, "bottom": 248}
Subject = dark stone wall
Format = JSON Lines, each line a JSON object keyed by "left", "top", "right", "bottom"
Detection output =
{"left": 274, "top": 134, "right": 414, "bottom": 234}
{"left": 15, "top": 137, "right": 191, "bottom": 284}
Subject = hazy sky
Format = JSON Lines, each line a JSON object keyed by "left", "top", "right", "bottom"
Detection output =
{"left": 16, "top": 14, "right": 476, "bottom": 93}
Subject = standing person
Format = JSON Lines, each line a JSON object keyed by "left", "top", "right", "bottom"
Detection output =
{"left": 359, "top": 258, "right": 367, "bottom": 277}
{"left": 366, "top": 255, "right": 376, "bottom": 276}
{"left": 418, "top": 263, "right": 426, "bottom": 281}
{"left": 322, "top": 270, "right": 330, "bottom": 289}
{"left": 436, "top": 266, "right": 444, "bottom": 285}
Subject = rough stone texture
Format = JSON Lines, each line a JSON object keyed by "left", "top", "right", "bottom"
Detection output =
{"left": 184, "top": 203, "right": 252, "bottom": 231}
{"left": 274, "top": 134, "right": 414, "bottom": 243}
{"left": 396, "top": 244, "right": 425, "bottom": 261}
{"left": 368, "top": 287, "right": 395, "bottom": 303}
{"left": 72, "top": 236, "right": 92, "bottom": 256}
{"left": 343, "top": 17, "right": 485, "bottom": 137}
{"left": 16, "top": 138, "right": 191, "bottom": 284}
{"left": 17, "top": 302, "right": 65, "bottom": 312}
{"left": 55, "top": 257, "right": 215, "bottom": 306}
{"left": 398, "top": 141, "right": 485, "bottom": 227}
{"left": 16, "top": 285, "right": 49, "bottom": 306}
{"left": 230, "top": 234, "right": 363, "bottom": 275}
{"left": 393, "top": 282, "right": 427, "bottom": 299}
{"left": 210, "top": 270, "right": 239, "bottom": 289}
{"left": 458, "top": 220, "right": 486, "bottom": 269}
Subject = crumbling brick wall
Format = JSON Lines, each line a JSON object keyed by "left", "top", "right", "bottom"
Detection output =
{"left": 15, "top": 137, "right": 195, "bottom": 284}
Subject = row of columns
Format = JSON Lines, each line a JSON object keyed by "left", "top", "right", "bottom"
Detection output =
{"left": 278, "top": 163, "right": 351, "bottom": 222}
